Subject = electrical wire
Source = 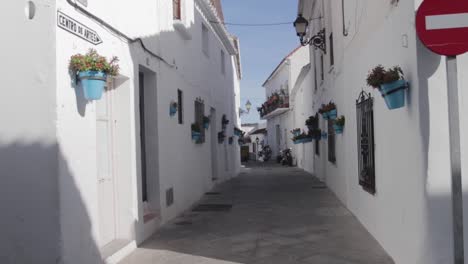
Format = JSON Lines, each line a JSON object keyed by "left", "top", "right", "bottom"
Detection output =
{"left": 209, "top": 17, "right": 322, "bottom": 27}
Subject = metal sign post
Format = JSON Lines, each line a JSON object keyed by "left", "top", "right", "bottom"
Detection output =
{"left": 416, "top": 1, "right": 468, "bottom": 262}
{"left": 446, "top": 56, "right": 464, "bottom": 264}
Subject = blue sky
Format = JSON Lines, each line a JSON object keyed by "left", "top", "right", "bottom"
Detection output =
{"left": 222, "top": 0, "right": 299, "bottom": 124}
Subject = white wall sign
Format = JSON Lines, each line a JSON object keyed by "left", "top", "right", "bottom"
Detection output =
{"left": 57, "top": 11, "right": 102, "bottom": 45}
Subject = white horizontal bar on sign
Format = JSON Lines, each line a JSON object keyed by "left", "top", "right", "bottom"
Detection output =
{"left": 426, "top": 13, "right": 468, "bottom": 30}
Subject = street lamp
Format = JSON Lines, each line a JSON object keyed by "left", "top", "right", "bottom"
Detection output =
{"left": 245, "top": 100, "right": 252, "bottom": 113}
{"left": 240, "top": 100, "right": 253, "bottom": 117}
{"left": 293, "top": 14, "right": 326, "bottom": 53}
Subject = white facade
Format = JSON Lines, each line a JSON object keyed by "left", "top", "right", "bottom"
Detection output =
{"left": 261, "top": 46, "right": 310, "bottom": 159}
{"left": 241, "top": 123, "right": 267, "bottom": 160}
{"left": 298, "top": 0, "right": 468, "bottom": 263}
{"left": 0, "top": 0, "right": 241, "bottom": 263}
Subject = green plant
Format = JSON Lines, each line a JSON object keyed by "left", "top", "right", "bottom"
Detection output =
{"left": 319, "top": 102, "right": 336, "bottom": 113}
{"left": 366, "top": 65, "right": 403, "bottom": 89}
{"left": 290, "top": 128, "right": 301, "bottom": 135}
{"left": 293, "top": 132, "right": 312, "bottom": 141}
{"left": 191, "top": 123, "right": 201, "bottom": 133}
{"left": 203, "top": 116, "right": 210, "bottom": 124}
{"left": 335, "top": 116, "right": 345, "bottom": 126}
{"left": 305, "top": 115, "right": 317, "bottom": 126}
{"left": 69, "top": 49, "right": 119, "bottom": 76}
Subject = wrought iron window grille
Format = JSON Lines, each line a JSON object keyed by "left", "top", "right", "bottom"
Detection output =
{"left": 356, "top": 91, "right": 376, "bottom": 194}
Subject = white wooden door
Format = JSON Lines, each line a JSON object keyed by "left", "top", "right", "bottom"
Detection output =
{"left": 96, "top": 84, "right": 117, "bottom": 247}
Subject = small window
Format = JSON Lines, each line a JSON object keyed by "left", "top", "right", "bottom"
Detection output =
{"left": 221, "top": 50, "right": 226, "bottom": 75}
{"left": 194, "top": 100, "right": 205, "bottom": 143}
{"left": 173, "top": 0, "right": 181, "bottom": 20}
{"left": 202, "top": 24, "right": 209, "bottom": 57}
{"left": 328, "top": 119, "right": 336, "bottom": 163}
{"left": 329, "top": 33, "right": 334, "bottom": 67}
{"left": 177, "top": 89, "right": 183, "bottom": 124}
{"left": 320, "top": 55, "right": 324, "bottom": 81}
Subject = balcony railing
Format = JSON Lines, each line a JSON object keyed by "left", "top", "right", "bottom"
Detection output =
{"left": 257, "top": 93, "right": 289, "bottom": 119}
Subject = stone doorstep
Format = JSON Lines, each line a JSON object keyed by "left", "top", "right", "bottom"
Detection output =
{"left": 102, "top": 239, "right": 136, "bottom": 264}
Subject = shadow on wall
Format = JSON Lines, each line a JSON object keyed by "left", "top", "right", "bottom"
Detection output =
{"left": 416, "top": 38, "right": 454, "bottom": 263}
{"left": 0, "top": 142, "right": 101, "bottom": 264}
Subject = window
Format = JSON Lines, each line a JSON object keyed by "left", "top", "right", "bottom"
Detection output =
{"left": 173, "top": 0, "right": 181, "bottom": 20}
{"left": 320, "top": 54, "right": 324, "bottom": 81}
{"left": 221, "top": 50, "right": 226, "bottom": 75}
{"left": 202, "top": 23, "right": 209, "bottom": 57}
{"left": 194, "top": 99, "right": 205, "bottom": 143}
{"left": 329, "top": 33, "right": 334, "bottom": 67}
{"left": 356, "top": 91, "right": 375, "bottom": 194}
{"left": 177, "top": 89, "right": 183, "bottom": 124}
{"left": 328, "top": 119, "right": 336, "bottom": 163}
{"left": 314, "top": 63, "right": 318, "bottom": 91}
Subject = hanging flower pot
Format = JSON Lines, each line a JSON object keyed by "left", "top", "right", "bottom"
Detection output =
{"left": 170, "top": 101, "right": 178, "bottom": 117}
{"left": 192, "top": 131, "right": 201, "bottom": 141}
{"left": 366, "top": 65, "right": 408, "bottom": 110}
{"left": 321, "top": 111, "right": 329, "bottom": 120}
{"left": 78, "top": 71, "right": 107, "bottom": 100}
{"left": 380, "top": 79, "right": 408, "bottom": 110}
{"left": 328, "top": 109, "right": 338, "bottom": 119}
{"left": 70, "top": 49, "right": 119, "bottom": 101}
{"left": 333, "top": 116, "right": 345, "bottom": 134}
{"left": 333, "top": 124, "right": 344, "bottom": 134}
{"left": 191, "top": 123, "right": 202, "bottom": 143}
{"left": 203, "top": 116, "right": 210, "bottom": 129}
{"left": 290, "top": 128, "right": 301, "bottom": 137}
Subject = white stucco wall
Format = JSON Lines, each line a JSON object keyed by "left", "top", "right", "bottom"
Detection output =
{"left": 263, "top": 47, "right": 309, "bottom": 159}
{"left": 300, "top": 0, "right": 468, "bottom": 263}
{"left": 0, "top": 1, "right": 59, "bottom": 263}
{"left": 0, "top": 0, "right": 242, "bottom": 262}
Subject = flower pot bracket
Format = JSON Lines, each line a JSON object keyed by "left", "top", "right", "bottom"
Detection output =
{"left": 380, "top": 81, "right": 409, "bottom": 98}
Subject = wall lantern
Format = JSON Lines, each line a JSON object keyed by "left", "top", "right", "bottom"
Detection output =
{"left": 293, "top": 14, "right": 326, "bottom": 53}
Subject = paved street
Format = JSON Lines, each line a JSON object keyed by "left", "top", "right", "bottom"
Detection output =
{"left": 120, "top": 163, "right": 394, "bottom": 264}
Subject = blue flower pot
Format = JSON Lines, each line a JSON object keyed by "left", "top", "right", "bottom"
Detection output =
{"left": 192, "top": 131, "right": 201, "bottom": 141}
{"left": 333, "top": 124, "right": 344, "bottom": 134}
{"left": 78, "top": 71, "right": 107, "bottom": 100}
{"left": 322, "top": 112, "right": 329, "bottom": 120}
{"left": 170, "top": 106, "right": 177, "bottom": 117}
{"left": 204, "top": 122, "right": 210, "bottom": 129}
{"left": 328, "top": 109, "right": 337, "bottom": 119}
{"left": 380, "top": 80, "right": 407, "bottom": 110}
{"left": 293, "top": 131, "right": 301, "bottom": 137}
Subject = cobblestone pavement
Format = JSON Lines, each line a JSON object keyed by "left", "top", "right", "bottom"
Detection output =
{"left": 119, "top": 162, "right": 394, "bottom": 264}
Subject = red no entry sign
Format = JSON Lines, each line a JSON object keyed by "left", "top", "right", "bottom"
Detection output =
{"left": 416, "top": 0, "right": 468, "bottom": 56}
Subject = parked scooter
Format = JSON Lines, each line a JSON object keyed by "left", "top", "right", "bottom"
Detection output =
{"left": 278, "top": 148, "right": 293, "bottom": 166}
{"left": 258, "top": 145, "right": 272, "bottom": 162}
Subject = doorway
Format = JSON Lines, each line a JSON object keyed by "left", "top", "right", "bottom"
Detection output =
{"left": 96, "top": 80, "right": 117, "bottom": 247}
{"left": 210, "top": 108, "right": 218, "bottom": 181}
{"left": 138, "top": 68, "right": 160, "bottom": 221}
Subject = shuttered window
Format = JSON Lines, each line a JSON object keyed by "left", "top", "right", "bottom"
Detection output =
{"left": 356, "top": 91, "right": 376, "bottom": 194}
{"left": 173, "top": 0, "right": 181, "bottom": 20}
{"left": 178, "top": 89, "right": 183, "bottom": 124}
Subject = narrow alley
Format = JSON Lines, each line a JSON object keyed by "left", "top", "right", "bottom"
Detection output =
{"left": 120, "top": 163, "right": 393, "bottom": 264}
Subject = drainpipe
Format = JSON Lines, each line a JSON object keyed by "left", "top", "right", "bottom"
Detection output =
{"left": 66, "top": 0, "right": 175, "bottom": 68}
{"left": 342, "top": 0, "right": 348, "bottom": 36}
